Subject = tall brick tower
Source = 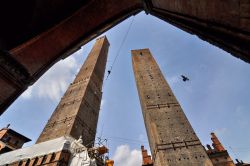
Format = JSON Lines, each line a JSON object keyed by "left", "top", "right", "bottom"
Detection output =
{"left": 206, "top": 133, "right": 235, "bottom": 166}
{"left": 132, "top": 49, "right": 213, "bottom": 166}
{"left": 37, "top": 36, "right": 109, "bottom": 146}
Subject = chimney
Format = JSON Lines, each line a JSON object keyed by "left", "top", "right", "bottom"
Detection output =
{"left": 211, "top": 132, "right": 225, "bottom": 152}
{"left": 141, "top": 145, "right": 153, "bottom": 166}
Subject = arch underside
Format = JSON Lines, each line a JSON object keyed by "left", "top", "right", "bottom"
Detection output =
{"left": 0, "top": 0, "right": 249, "bottom": 115}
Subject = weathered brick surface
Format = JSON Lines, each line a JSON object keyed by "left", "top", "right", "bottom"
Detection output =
{"left": 132, "top": 49, "right": 213, "bottom": 166}
{"left": 36, "top": 36, "right": 109, "bottom": 146}
{"left": 146, "top": 0, "right": 250, "bottom": 63}
{"left": 206, "top": 133, "right": 235, "bottom": 166}
{"left": 152, "top": 0, "right": 250, "bottom": 32}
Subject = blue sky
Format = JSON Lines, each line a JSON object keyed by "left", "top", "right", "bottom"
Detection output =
{"left": 1, "top": 12, "right": 250, "bottom": 165}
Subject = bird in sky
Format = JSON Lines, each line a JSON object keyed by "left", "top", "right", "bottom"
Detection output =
{"left": 181, "top": 75, "right": 189, "bottom": 82}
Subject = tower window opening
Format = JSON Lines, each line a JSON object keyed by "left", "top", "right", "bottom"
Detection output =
{"left": 140, "top": 52, "right": 143, "bottom": 56}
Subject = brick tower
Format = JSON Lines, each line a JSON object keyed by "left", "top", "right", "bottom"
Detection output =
{"left": 132, "top": 49, "right": 213, "bottom": 166}
{"left": 141, "top": 145, "right": 153, "bottom": 166}
{"left": 37, "top": 36, "right": 109, "bottom": 146}
{"left": 206, "top": 133, "right": 235, "bottom": 166}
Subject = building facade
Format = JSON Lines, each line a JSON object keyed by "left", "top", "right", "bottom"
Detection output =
{"left": 0, "top": 125, "right": 31, "bottom": 154}
{"left": 132, "top": 48, "right": 213, "bottom": 166}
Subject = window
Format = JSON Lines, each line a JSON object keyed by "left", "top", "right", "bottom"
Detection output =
{"left": 41, "top": 155, "right": 47, "bottom": 164}
{"left": 25, "top": 159, "right": 30, "bottom": 166}
{"left": 18, "top": 161, "right": 23, "bottom": 166}
{"left": 14, "top": 140, "right": 19, "bottom": 146}
{"left": 3, "top": 136, "right": 11, "bottom": 143}
{"left": 140, "top": 52, "right": 143, "bottom": 56}
{"left": 50, "top": 153, "right": 56, "bottom": 161}
{"left": 32, "top": 157, "right": 38, "bottom": 166}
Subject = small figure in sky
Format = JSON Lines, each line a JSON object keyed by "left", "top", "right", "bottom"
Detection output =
{"left": 181, "top": 75, "right": 189, "bottom": 82}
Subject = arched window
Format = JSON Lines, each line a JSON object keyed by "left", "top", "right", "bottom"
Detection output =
{"left": 50, "top": 153, "right": 56, "bottom": 162}
{"left": 25, "top": 159, "right": 30, "bottom": 166}
{"left": 32, "top": 157, "right": 38, "bottom": 166}
{"left": 18, "top": 161, "right": 23, "bottom": 166}
{"left": 41, "top": 155, "right": 47, "bottom": 164}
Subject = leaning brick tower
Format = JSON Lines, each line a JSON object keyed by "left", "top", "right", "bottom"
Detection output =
{"left": 132, "top": 48, "right": 213, "bottom": 166}
{"left": 37, "top": 36, "right": 109, "bottom": 147}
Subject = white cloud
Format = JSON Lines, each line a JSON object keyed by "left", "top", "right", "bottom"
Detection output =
{"left": 21, "top": 56, "right": 79, "bottom": 102}
{"left": 112, "top": 145, "right": 142, "bottom": 166}
{"left": 21, "top": 86, "right": 33, "bottom": 99}
{"left": 101, "top": 99, "right": 106, "bottom": 108}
